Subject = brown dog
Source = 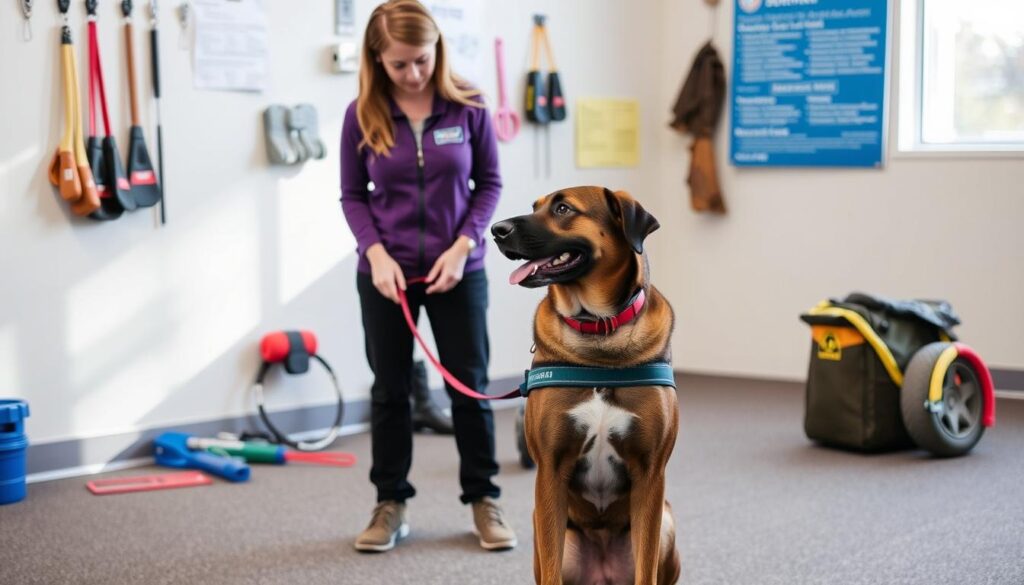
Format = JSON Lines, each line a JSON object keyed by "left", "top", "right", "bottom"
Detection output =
{"left": 491, "top": 187, "right": 680, "bottom": 585}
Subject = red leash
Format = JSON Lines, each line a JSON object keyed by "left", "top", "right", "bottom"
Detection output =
{"left": 397, "top": 277, "right": 522, "bottom": 401}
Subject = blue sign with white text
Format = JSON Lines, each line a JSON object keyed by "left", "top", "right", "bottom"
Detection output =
{"left": 730, "top": 0, "right": 889, "bottom": 167}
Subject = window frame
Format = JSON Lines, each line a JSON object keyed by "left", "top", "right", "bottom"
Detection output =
{"left": 894, "top": 0, "right": 1024, "bottom": 158}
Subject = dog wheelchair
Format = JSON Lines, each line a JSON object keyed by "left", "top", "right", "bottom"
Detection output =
{"left": 801, "top": 293, "right": 995, "bottom": 457}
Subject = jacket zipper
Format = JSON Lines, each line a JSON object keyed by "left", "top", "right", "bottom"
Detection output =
{"left": 415, "top": 126, "right": 426, "bottom": 275}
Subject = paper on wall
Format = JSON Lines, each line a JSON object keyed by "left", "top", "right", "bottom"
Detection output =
{"left": 191, "top": 0, "right": 269, "bottom": 92}
{"left": 425, "top": 0, "right": 484, "bottom": 86}
{"left": 576, "top": 99, "right": 640, "bottom": 168}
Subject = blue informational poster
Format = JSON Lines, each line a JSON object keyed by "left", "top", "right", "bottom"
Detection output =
{"left": 730, "top": 0, "right": 890, "bottom": 167}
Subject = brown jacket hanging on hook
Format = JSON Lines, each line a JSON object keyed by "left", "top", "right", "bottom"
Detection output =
{"left": 669, "top": 41, "right": 726, "bottom": 214}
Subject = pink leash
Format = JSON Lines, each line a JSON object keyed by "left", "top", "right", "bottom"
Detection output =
{"left": 492, "top": 38, "right": 521, "bottom": 143}
{"left": 398, "top": 277, "right": 522, "bottom": 400}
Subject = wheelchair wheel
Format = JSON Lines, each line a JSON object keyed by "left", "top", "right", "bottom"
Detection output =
{"left": 515, "top": 404, "right": 535, "bottom": 469}
{"left": 900, "top": 342, "right": 985, "bottom": 457}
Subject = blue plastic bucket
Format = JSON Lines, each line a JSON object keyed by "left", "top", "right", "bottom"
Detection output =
{"left": 0, "top": 399, "right": 30, "bottom": 505}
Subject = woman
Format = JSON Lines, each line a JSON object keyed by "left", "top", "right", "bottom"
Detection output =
{"left": 340, "top": 0, "right": 514, "bottom": 553}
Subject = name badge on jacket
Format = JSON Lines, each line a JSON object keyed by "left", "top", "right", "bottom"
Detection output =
{"left": 433, "top": 126, "right": 465, "bottom": 145}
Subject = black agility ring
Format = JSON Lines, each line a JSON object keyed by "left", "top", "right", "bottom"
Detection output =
{"left": 253, "top": 355, "right": 344, "bottom": 452}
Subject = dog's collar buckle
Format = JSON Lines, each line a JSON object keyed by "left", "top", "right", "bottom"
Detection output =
{"left": 562, "top": 289, "right": 646, "bottom": 335}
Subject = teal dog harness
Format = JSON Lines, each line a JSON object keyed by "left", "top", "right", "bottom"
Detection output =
{"left": 518, "top": 362, "right": 676, "bottom": 397}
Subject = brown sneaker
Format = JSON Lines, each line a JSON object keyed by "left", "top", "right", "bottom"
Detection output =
{"left": 354, "top": 501, "right": 409, "bottom": 553}
{"left": 471, "top": 497, "right": 517, "bottom": 551}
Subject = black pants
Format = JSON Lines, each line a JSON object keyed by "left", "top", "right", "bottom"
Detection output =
{"left": 357, "top": 269, "right": 500, "bottom": 504}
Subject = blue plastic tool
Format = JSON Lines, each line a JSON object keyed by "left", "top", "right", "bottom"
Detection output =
{"left": 153, "top": 432, "right": 250, "bottom": 482}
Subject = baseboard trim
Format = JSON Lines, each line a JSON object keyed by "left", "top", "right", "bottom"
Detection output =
{"left": 991, "top": 368, "right": 1024, "bottom": 392}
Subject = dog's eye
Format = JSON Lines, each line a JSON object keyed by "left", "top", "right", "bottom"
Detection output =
{"left": 554, "top": 203, "right": 573, "bottom": 216}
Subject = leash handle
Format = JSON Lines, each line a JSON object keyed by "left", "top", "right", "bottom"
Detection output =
{"left": 88, "top": 21, "right": 97, "bottom": 136}
{"left": 125, "top": 21, "right": 141, "bottom": 125}
{"left": 495, "top": 38, "right": 509, "bottom": 108}
{"left": 150, "top": 27, "right": 161, "bottom": 97}
{"left": 398, "top": 277, "right": 522, "bottom": 400}
{"left": 529, "top": 16, "right": 544, "bottom": 70}
{"left": 89, "top": 19, "right": 113, "bottom": 135}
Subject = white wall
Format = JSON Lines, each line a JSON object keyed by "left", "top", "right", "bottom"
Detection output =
{"left": 650, "top": 0, "right": 1024, "bottom": 381}
{"left": 0, "top": 0, "right": 663, "bottom": 446}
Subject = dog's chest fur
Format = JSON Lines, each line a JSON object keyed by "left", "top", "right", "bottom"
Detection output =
{"left": 567, "top": 389, "right": 634, "bottom": 512}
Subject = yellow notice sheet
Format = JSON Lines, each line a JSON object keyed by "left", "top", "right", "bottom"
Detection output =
{"left": 576, "top": 98, "right": 640, "bottom": 168}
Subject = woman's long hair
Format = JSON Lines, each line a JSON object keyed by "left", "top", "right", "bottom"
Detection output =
{"left": 357, "top": 0, "right": 482, "bottom": 156}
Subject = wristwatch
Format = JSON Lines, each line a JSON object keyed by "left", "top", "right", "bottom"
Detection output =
{"left": 462, "top": 236, "right": 477, "bottom": 251}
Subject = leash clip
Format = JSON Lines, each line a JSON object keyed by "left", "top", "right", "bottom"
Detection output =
{"left": 21, "top": 0, "right": 32, "bottom": 39}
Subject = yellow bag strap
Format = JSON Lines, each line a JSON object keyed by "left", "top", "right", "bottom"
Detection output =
{"left": 806, "top": 301, "right": 904, "bottom": 387}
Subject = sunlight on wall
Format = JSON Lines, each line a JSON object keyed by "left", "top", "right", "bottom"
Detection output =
{"left": 0, "top": 324, "right": 19, "bottom": 395}
{"left": 0, "top": 144, "right": 41, "bottom": 215}
{"left": 276, "top": 161, "right": 356, "bottom": 305}
{"left": 64, "top": 240, "right": 162, "bottom": 357}
{"left": 0, "top": 144, "right": 40, "bottom": 181}
{"left": 66, "top": 190, "right": 262, "bottom": 435}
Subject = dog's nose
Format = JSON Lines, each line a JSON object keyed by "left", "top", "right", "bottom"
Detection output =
{"left": 491, "top": 220, "right": 516, "bottom": 240}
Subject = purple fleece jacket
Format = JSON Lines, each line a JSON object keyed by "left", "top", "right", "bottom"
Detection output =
{"left": 340, "top": 93, "right": 502, "bottom": 277}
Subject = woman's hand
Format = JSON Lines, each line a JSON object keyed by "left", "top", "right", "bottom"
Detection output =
{"left": 425, "top": 236, "right": 473, "bottom": 294}
{"left": 366, "top": 243, "right": 407, "bottom": 303}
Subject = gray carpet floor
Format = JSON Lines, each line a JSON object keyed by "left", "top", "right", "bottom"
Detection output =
{"left": 2, "top": 375, "right": 1022, "bottom": 585}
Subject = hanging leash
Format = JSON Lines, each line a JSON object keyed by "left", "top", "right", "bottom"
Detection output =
{"left": 48, "top": 0, "right": 100, "bottom": 217}
{"left": 87, "top": 0, "right": 132, "bottom": 220}
{"left": 396, "top": 278, "right": 674, "bottom": 400}
{"left": 524, "top": 15, "right": 566, "bottom": 178}
{"left": 21, "top": 1, "right": 33, "bottom": 41}
{"left": 123, "top": 0, "right": 162, "bottom": 208}
{"left": 492, "top": 37, "right": 520, "bottom": 143}
{"left": 150, "top": 0, "right": 167, "bottom": 224}
{"left": 51, "top": 4, "right": 81, "bottom": 203}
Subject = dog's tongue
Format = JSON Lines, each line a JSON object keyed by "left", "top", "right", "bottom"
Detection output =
{"left": 509, "top": 256, "right": 555, "bottom": 285}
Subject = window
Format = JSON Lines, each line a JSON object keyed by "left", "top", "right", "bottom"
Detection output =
{"left": 898, "top": 0, "right": 1024, "bottom": 152}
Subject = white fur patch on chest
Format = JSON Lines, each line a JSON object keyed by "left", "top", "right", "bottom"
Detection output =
{"left": 568, "top": 389, "right": 635, "bottom": 512}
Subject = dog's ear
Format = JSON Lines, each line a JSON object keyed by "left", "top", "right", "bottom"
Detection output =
{"left": 604, "top": 188, "right": 660, "bottom": 254}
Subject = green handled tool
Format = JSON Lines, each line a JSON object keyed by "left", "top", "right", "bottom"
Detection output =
{"left": 186, "top": 437, "right": 357, "bottom": 467}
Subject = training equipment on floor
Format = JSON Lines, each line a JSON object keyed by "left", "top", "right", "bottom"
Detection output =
{"left": 187, "top": 437, "right": 356, "bottom": 467}
{"left": 252, "top": 331, "right": 344, "bottom": 451}
{"left": 801, "top": 293, "right": 995, "bottom": 457}
{"left": 154, "top": 432, "right": 250, "bottom": 482}
{"left": 0, "top": 399, "right": 31, "bottom": 505}
{"left": 86, "top": 470, "right": 212, "bottom": 495}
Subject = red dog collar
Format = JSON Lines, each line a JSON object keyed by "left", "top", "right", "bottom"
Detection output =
{"left": 562, "top": 289, "right": 646, "bottom": 335}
